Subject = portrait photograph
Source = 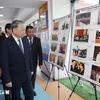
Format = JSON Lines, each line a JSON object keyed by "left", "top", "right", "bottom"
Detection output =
{"left": 70, "top": 60, "right": 85, "bottom": 75}
{"left": 51, "top": 43, "right": 58, "bottom": 52}
{"left": 93, "top": 46, "right": 100, "bottom": 62}
{"left": 57, "top": 56, "right": 64, "bottom": 67}
{"left": 95, "top": 30, "right": 100, "bottom": 43}
{"left": 59, "top": 44, "right": 66, "bottom": 54}
{"left": 53, "top": 21, "right": 59, "bottom": 31}
{"left": 90, "top": 65, "right": 100, "bottom": 83}
{"left": 49, "top": 53, "right": 56, "bottom": 63}
{"left": 52, "top": 34, "right": 58, "bottom": 41}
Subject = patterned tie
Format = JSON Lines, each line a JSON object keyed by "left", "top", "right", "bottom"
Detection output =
{"left": 18, "top": 39, "right": 24, "bottom": 54}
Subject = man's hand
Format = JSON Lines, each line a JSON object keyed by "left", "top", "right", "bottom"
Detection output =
{"left": 31, "top": 71, "right": 34, "bottom": 75}
{"left": 6, "top": 82, "right": 12, "bottom": 88}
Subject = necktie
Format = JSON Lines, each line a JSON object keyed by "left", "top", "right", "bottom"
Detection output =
{"left": 29, "top": 38, "right": 32, "bottom": 49}
{"left": 18, "top": 39, "right": 24, "bottom": 54}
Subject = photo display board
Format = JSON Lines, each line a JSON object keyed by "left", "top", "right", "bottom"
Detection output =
{"left": 39, "top": 2, "right": 49, "bottom": 61}
{"left": 48, "top": 15, "right": 70, "bottom": 70}
{"left": 69, "top": 4, "right": 100, "bottom": 86}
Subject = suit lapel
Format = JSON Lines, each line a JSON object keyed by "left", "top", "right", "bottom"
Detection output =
{"left": 32, "top": 36, "right": 36, "bottom": 47}
{"left": 22, "top": 38, "right": 27, "bottom": 57}
{"left": 10, "top": 35, "right": 24, "bottom": 57}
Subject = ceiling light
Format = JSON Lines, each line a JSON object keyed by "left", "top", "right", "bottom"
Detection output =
{"left": 40, "top": 15, "right": 46, "bottom": 18}
{"left": 0, "top": 6, "right": 4, "bottom": 8}
{"left": 0, "top": 14, "right": 3, "bottom": 17}
{"left": 84, "top": 0, "right": 99, "bottom": 5}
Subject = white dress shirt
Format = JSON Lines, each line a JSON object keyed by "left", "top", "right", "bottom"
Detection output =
{"left": 27, "top": 37, "right": 33, "bottom": 44}
{"left": 12, "top": 34, "right": 24, "bottom": 52}
{"left": 5, "top": 34, "right": 9, "bottom": 38}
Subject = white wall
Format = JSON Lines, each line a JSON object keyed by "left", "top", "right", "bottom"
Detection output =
{"left": 25, "top": 13, "right": 39, "bottom": 25}
{"left": 52, "top": 0, "right": 71, "bottom": 19}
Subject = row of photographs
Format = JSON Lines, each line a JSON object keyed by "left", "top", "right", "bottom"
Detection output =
{"left": 74, "top": 29, "right": 100, "bottom": 43}
{"left": 51, "top": 43, "right": 66, "bottom": 54}
{"left": 72, "top": 46, "right": 100, "bottom": 63}
{"left": 75, "top": 10, "right": 100, "bottom": 27}
{"left": 53, "top": 16, "right": 70, "bottom": 31}
{"left": 52, "top": 33, "right": 67, "bottom": 42}
{"left": 70, "top": 59, "right": 100, "bottom": 83}
{"left": 52, "top": 29, "right": 100, "bottom": 43}
{"left": 49, "top": 53, "right": 64, "bottom": 67}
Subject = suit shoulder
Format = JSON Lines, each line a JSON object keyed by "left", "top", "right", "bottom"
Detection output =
{"left": 2, "top": 36, "right": 12, "bottom": 45}
{"left": 34, "top": 36, "right": 40, "bottom": 42}
{"left": 22, "top": 36, "right": 28, "bottom": 41}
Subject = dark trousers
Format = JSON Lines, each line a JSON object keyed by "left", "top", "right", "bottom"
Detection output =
{"left": 32, "top": 71, "right": 36, "bottom": 89}
{"left": 1, "top": 74, "right": 11, "bottom": 100}
{"left": 11, "top": 79, "right": 34, "bottom": 100}
{"left": 3, "top": 84, "right": 11, "bottom": 100}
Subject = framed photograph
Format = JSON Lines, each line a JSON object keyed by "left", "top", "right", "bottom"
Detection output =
{"left": 59, "top": 44, "right": 66, "bottom": 54}
{"left": 95, "top": 30, "right": 100, "bottom": 43}
{"left": 90, "top": 65, "right": 100, "bottom": 83}
{"left": 57, "top": 56, "right": 64, "bottom": 67}
{"left": 70, "top": 60, "right": 85, "bottom": 75}
{"left": 53, "top": 22, "right": 59, "bottom": 31}
{"left": 49, "top": 53, "right": 56, "bottom": 63}
{"left": 75, "top": 12, "right": 91, "bottom": 26}
{"left": 51, "top": 43, "right": 58, "bottom": 52}
{"left": 52, "top": 34, "right": 58, "bottom": 41}
{"left": 72, "top": 46, "right": 87, "bottom": 58}
{"left": 74, "top": 29, "right": 89, "bottom": 42}
{"left": 93, "top": 46, "right": 100, "bottom": 62}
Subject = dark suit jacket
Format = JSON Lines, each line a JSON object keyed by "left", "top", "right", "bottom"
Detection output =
{"left": 1, "top": 35, "right": 34, "bottom": 84}
{"left": 30, "top": 36, "right": 43, "bottom": 71}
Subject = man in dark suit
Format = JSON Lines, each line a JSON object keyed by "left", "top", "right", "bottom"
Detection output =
{"left": 1, "top": 20, "right": 34, "bottom": 100}
{"left": 1, "top": 23, "right": 12, "bottom": 100}
{"left": 0, "top": 27, "right": 5, "bottom": 47}
{"left": 26, "top": 26, "right": 43, "bottom": 96}
{"left": 0, "top": 27, "right": 5, "bottom": 81}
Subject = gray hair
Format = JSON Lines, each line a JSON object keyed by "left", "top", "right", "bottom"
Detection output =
{"left": 11, "top": 20, "right": 24, "bottom": 30}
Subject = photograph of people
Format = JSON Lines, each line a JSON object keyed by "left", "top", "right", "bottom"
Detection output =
{"left": 74, "top": 29, "right": 89, "bottom": 42}
{"left": 49, "top": 53, "right": 56, "bottom": 63}
{"left": 78, "top": 62, "right": 85, "bottom": 75}
{"left": 93, "top": 46, "right": 100, "bottom": 62}
{"left": 51, "top": 43, "right": 57, "bottom": 52}
{"left": 75, "top": 12, "right": 91, "bottom": 26}
{"left": 96, "top": 52, "right": 100, "bottom": 62}
{"left": 70, "top": 60, "right": 77, "bottom": 72}
{"left": 53, "top": 21, "right": 59, "bottom": 31}
{"left": 57, "top": 56, "right": 64, "bottom": 67}
{"left": 73, "top": 46, "right": 87, "bottom": 58}
{"left": 52, "top": 34, "right": 58, "bottom": 41}
{"left": 95, "top": 30, "right": 100, "bottom": 43}
{"left": 70, "top": 60, "right": 85, "bottom": 75}
{"left": 62, "top": 21, "right": 69, "bottom": 30}
{"left": 90, "top": 65, "right": 100, "bottom": 83}
{"left": 59, "top": 44, "right": 66, "bottom": 54}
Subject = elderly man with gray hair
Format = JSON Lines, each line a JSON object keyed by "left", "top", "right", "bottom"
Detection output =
{"left": 1, "top": 20, "right": 34, "bottom": 100}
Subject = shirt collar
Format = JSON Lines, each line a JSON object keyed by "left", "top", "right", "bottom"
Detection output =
{"left": 12, "top": 34, "right": 22, "bottom": 44}
{"left": 27, "top": 36, "right": 33, "bottom": 41}
{"left": 5, "top": 34, "right": 9, "bottom": 38}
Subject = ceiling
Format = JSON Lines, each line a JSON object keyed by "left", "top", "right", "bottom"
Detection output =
{"left": 0, "top": 0, "right": 47, "bottom": 29}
